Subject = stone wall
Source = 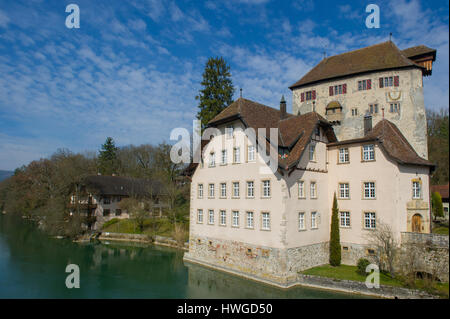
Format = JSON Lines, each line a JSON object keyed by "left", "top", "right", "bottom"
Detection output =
{"left": 185, "top": 235, "right": 329, "bottom": 286}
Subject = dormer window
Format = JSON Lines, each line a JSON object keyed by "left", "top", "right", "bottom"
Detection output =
{"left": 278, "top": 147, "right": 289, "bottom": 159}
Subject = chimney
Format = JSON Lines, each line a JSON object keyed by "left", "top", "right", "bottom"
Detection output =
{"left": 364, "top": 113, "right": 372, "bottom": 136}
{"left": 280, "top": 95, "right": 287, "bottom": 120}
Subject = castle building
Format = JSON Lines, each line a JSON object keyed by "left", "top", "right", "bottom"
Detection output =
{"left": 183, "top": 41, "right": 437, "bottom": 287}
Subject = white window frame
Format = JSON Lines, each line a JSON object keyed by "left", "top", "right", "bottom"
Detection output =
{"left": 248, "top": 145, "right": 255, "bottom": 162}
{"left": 262, "top": 180, "right": 271, "bottom": 198}
{"left": 298, "top": 181, "right": 305, "bottom": 198}
{"left": 412, "top": 181, "right": 421, "bottom": 199}
{"left": 310, "top": 182, "right": 317, "bottom": 199}
{"left": 208, "top": 183, "right": 215, "bottom": 198}
{"left": 220, "top": 210, "right": 226, "bottom": 226}
{"left": 340, "top": 211, "right": 350, "bottom": 227}
{"left": 339, "top": 148, "right": 349, "bottom": 163}
{"left": 232, "top": 211, "right": 239, "bottom": 227}
{"left": 339, "top": 183, "right": 350, "bottom": 199}
{"left": 247, "top": 181, "right": 254, "bottom": 198}
{"left": 261, "top": 212, "right": 270, "bottom": 230}
{"left": 362, "top": 144, "right": 375, "bottom": 161}
{"left": 208, "top": 210, "right": 214, "bottom": 225}
{"left": 298, "top": 212, "right": 305, "bottom": 230}
{"left": 246, "top": 212, "right": 254, "bottom": 229}
{"left": 363, "top": 182, "right": 376, "bottom": 199}
{"left": 364, "top": 212, "right": 376, "bottom": 229}
{"left": 226, "top": 126, "right": 234, "bottom": 139}
{"left": 309, "top": 143, "right": 316, "bottom": 161}
{"left": 198, "top": 184, "right": 203, "bottom": 198}
{"left": 311, "top": 212, "right": 317, "bottom": 229}
{"left": 220, "top": 182, "right": 227, "bottom": 198}
{"left": 232, "top": 182, "right": 240, "bottom": 198}
{"left": 209, "top": 152, "right": 215, "bottom": 167}
{"left": 197, "top": 209, "right": 203, "bottom": 223}
{"left": 221, "top": 149, "right": 227, "bottom": 165}
{"left": 233, "top": 147, "right": 240, "bottom": 163}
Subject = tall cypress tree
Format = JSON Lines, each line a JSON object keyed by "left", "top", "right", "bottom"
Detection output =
{"left": 98, "top": 137, "right": 119, "bottom": 175}
{"left": 196, "top": 57, "right": 234, "bottom": 130}
{"left": 329, "top": 192, "right": 341, "bottom": 266}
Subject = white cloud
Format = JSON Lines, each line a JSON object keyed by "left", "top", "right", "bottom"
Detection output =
{"left": 0, "top": 9, "right": 10, "bottom": 28}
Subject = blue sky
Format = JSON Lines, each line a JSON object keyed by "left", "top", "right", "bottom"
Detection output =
{"left": 0, "top": 0, "right": 448, "bottom": 171}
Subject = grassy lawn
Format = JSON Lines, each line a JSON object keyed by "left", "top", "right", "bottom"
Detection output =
{"left": 101, "top": 218, "right": 188, "bottom": 240}
{"left": 301, "top": 264, "right": 449, "bottom": 297}
{"left": 301, "top": 264, "right": 403, "bottom": 287}
{"left": 432, "top": 226, "right": 449, "bottom": 235}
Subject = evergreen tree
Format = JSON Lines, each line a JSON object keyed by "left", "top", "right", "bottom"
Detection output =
{"left": 196, "top": 57, "right": 234, "bottom": 130}
{"left": 329, "top": 192, "right": 341, "bottom": 266}
{"left": 431, "top": 191, "right": 444, "bottom": 220}
{"left": 98, "top": 137, "right": 119, "bottom": 175}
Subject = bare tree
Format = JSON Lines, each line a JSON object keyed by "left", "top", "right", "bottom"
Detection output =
{"left": 365, "top": 221, "right": 398, "bottom": 278}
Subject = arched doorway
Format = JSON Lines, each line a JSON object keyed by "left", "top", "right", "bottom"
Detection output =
{"left": 412, "top": 214, "right": 422, "bottom": 233}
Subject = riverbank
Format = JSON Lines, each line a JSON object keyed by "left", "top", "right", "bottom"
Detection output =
{"left": 90, "top": 231, "right": 189, "bottom": 251}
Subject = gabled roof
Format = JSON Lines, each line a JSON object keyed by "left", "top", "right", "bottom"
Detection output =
{"left": 328, "top": 119, "right": 434, "bottom": 168}
{"left": 182, "top": 98, "right": 337, "bottom": 176}
{"left": 289, "top": 41, "right": 425, "bottom": 90}
{"left": 83, "top": 175, "right": 165, "bottom": 197}
{"left": 402, "top": 45, "right": 436, "bottom": 60}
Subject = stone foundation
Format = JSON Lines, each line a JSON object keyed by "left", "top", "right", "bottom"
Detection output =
{"left": 184, "top": 235, "right": 329, "bottom": 287}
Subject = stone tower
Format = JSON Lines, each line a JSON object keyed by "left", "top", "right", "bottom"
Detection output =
{"left": 289, "top": 41, "right": 436, "bottom": 159}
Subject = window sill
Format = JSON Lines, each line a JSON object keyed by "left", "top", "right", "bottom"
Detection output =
{"left": 260, "top": 228, "right": 271, "bottom": 231}
{"left": 337, "top": 162, "right": 350, "bottom": 165}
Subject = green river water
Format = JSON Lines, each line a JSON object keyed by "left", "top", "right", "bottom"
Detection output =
{"left": 0, "top": 214, "right": 365, "bottom": 298}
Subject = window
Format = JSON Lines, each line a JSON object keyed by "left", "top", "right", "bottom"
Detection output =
{"left": 246, "top": 212, "right": 254, "bottom": 228}
{"left": 115, "top": 209, "right": 122, "bottom": 216}
{"left": 309, "top": 143, "right": 316, "bottom": 161}
{"left": 329, "top": 84, "right": 346, "bottom": 96}
{"left": 262, "top": 212, "right": 270, "bottom": 230}
{"left": 198, "top": 184, "right": 203, "bottom": 198}
{"left": 232, "top": 211, "right": 239, "bottom": 227}
{"left": 310, "top": 182, "right": 317, "bottom": 199}
{"left": 248, "top": 145, "right": 255, "bottom": 162}
{"left": 311, "top": 212, "right": 317, "bottom": 229}
{"left": 389, "top": 103, "right": 400, "bottom": 113}
{"left": 209, "top": 152, "right": 215, "bottom": 167}
{"left": 339, "top": 148, "right": 349, "bottom": 163}
{"left": 233, "top": 147, "right": 240, "bottom": 163}
{"left": 220, "top": 210, "right": 226, "bottom": 226}
{"left": 412, "top": 181, "right": 421, "bottom": 199}
{"left": 358, "top": 79, "right": 371, "bottom": 91}
{"left": 197, "top": 209, "right": 203, "bottom": 223}
{"left": 103, "top": 209, "right": 110, "bottom": 216}
{"left": 379, "top": 76, "right": 399, "bottom": 88}
{"left": 220, "top": 183, "right": 227, "bottom": 198}
{"left": 247, "top": 181, "right": 254, "bottom": 198}
{"left": 298, "top": 181, "right": 305, "bottom": 198}
{"left": 362, "top": 144, "right": 375, "bottom": 161}
{"left": 262, "top": 180, "right": 271, "bottom": 198}
{"left": 103, "top": 197, "right": 111, "bottom": 204}
{"left": 226, "top": 126, "right": 234, "bottom": 139}
{"left": 369, "top": 103, "right": 378, "bottom": 114}
{"left": 364, "top": 212, "right": 376, "bottom": 229}
{"left": 221, "top": 150, "right": 227, "bottom": 165}
{"left": 340, "top": 211, "right": 350, "bottom": 227}
{"left": 298, "top": 212, "right": 305, "bottom": 230}
{"left": 232, "top": 182, "right": 240, "bottom": 198}
{"left": 339, "top": 183, "right": 350, "bottom": 199}
{"left": 364, "top": 182, "right": 376, "bottom": 199}
{"left": 351, "top": 108, "right": 358, "bottom": 116}
{"left": 302, "top": 90, "right": 316, "bottom": 101}
{"left": 208, "top": 183, "right": 215, "bottom": 198}
{"left": 208, "top": 210, "right": 214, "bottom": 224}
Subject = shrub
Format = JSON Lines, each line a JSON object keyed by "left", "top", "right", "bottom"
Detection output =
{"left": 357, "top": 258, "right": 371, "bottom": 276}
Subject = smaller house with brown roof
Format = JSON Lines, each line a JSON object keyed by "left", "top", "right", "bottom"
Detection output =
{"left": 431, "top": 183, "right": 449, "bottom": 220}
{"left": 69, "top": 175, "right": 168, "bottom": 230}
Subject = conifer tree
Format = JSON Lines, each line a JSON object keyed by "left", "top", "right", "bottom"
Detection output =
{"left": 431, "top": 191, "right": 444, "bottom": 220}
{"left": 329, "top": 192, "right": 341, "bottom": 266}
{"left": 196, "top": 57, "right": 234, "bottom": 130}
{"left": 98, "top": 137, "right": 119, "bottom": 175}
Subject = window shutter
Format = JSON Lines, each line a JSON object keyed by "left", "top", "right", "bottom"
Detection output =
{"left": 301, "top": 92, "right": 304, "bottom": 102}
{"left": 343, "top": 83, "right": 347, "bottom": 94}
{"left": 329, "top": 86, "right": 333, "bottom": 96}
{"left": 379, "top": 78, "right": 384, "bottom": 88}
{"left": 367, "top": 79, "right": 371, "bottom": 90}
{"left": 312, "top": 90, "right": 316, "bottom": 100}
{"left": 394, "top": 76, "right": 399, "bottom": 87}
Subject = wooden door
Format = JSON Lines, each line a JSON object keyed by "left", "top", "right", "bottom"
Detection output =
{"left": 412, "top": 214, "right": 422, "bottom": 233}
